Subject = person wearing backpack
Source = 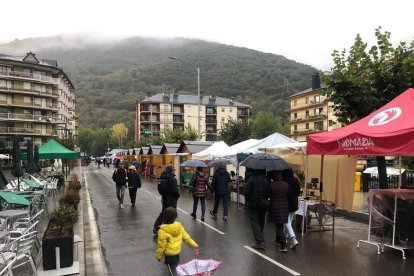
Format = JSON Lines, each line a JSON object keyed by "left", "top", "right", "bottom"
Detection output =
{"left": 190, "top": 167, "right": 209, "bottom": 222}
{"left": 127, "top": 165, "right": 142, "bottom": 207}
{"left": 153, "top": 166, "right": 180, "bottom": 234}
{"left": 112, "top": 164, "right": 128, "bottom": 209}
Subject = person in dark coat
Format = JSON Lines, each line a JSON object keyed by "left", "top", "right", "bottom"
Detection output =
{"left": 244, "top": 169, "right": 270, "bottom": 250}
{"left": 269, "top": 171, "right": 290, "bottom": 252}
{"left": 210, "top": 165, "right": 231, "bottom": 220}
{"left": 112, "top": 164, "right": 128, "bottom": 209}
{"left": 153, "top": 166, "right": 180, "bottom": 234}
{"left": 190, "top": 167, "right": 209, "bottom": 221}
{"left": 127, "top": 165, "right": 142, "bottom": 207}
{"left": 283, "top": 169, "right": 300, "bottom": 249}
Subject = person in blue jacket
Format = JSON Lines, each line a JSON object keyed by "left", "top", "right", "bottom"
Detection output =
{"left": 210, "top": 165, "right": 231, "bottom": 221}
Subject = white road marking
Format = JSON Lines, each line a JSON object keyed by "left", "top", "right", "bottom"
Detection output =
{"left": 143, "top": 189, "right": 226, "bottom": 235}
{"left": 244, "top": 246, "right": 301, "bottom": 276}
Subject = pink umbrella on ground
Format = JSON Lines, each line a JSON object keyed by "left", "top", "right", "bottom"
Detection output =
{"left": 176, "top": 258, "right": 221, "bottom": 276}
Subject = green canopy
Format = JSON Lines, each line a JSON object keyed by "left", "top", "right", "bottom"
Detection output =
{"left": 20, "top": 139, "right": 80, "bottom": 160}
{"left": 0, "top": 191, "right": 30, "bottom": 206}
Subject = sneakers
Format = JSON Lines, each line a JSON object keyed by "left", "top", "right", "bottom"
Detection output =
{"left": 290, "top": 237, "right": 299, "bottom": 249}
{"left": 190, "top": 213, "right": 196, "bottom": 219}
{"left": 119, "top": 204, "right": 124, "bottom": 209}
{"left": 278, "top": 245, "right": 288, "bottom": 252}
{"left": 209, "top": 211, "right": 217, "bottom": 218}
{"left": 223, "top": 216, "right": 228, "bottom": 221}
{"left": 251, "top": 243, "right": 265, "bottom": 250}
{"left": 201, "top": 216, "right": 205, "bottom": 222}
{"left": 273, "top": 239, "right": 281, "bottom": 246}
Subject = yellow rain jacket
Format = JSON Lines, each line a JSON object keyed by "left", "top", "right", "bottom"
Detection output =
{"left": 156, "top": 222, "right": 198, "bottom": 261}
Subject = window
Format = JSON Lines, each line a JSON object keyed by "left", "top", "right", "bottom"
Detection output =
{"left": 305, "top": 110, "right": 309, "bottom": 118}
{"left": 305, "top": 123, "right": 309, "bottom": 129}
{"left": 221, "top": 117, "right": 225, "bottom": 122}
{"left": 23, "top": 82, "right": 31, "bottom": 90}
{"left": 294, "top": 113, "right": 297, "bottom": 119}
{"left": 315, "top": 107, "right": 323, "bottom": 115}
{"left": 163, "top": 104, "right": 169, "bottom": 112}
{"left": 305, "top": 97, "right": 309, "bottom": 104}
{"left": 0, "top": 94, "right": 6, "bottom": 101}
{"left": 294, "top": 125, "right": 297, "bottom": 131}
{"left": 293, "top": 100, "right": 297, "bottom": 106}
{"left": 221, "top": 107, "right": 225, "bottom": 112}
{"left": 314, "top": 121, "right": 324, "bottom": 131}
{"left": 229, "top": 108, "right": 233, "bottom": 112}
{"left": 314, "top": 95, "right": 321, "bottom": 103}
{"left": 34, "top": 97, "right": 42, "bottom": 106}
{"left": 329, "top": 120, "right": 334, "bottom": 127}
{"left": 0, "top": 66, "right": 10, "bottom": 74}
{"left": 24, "top": 96, "right": 31, "bottom": 103}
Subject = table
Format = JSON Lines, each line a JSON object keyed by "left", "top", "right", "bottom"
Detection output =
{"left": 296, "top": 200, "right": 336, "bottom": 234}
{"left": 0, "top": 209, "right": 30, "bottom": 230}
{"left": 22, "top": 178, "right": 44, "bottom": 190}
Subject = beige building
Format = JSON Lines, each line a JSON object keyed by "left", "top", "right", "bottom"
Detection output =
{"left": 286, "top": 74, "right": 340, "bottom": 142}
{"left": 136, "top": 93, "right": 251, "bottom": 142}
{"left": 0, "top": 52, "right": 77, "bottom": 151}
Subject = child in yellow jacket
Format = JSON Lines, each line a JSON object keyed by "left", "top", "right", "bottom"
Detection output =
{"left": 156, "top": 207, "right": 198, "bottom": 275}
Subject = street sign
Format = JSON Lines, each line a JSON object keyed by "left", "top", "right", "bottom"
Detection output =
{"left": 144, "top": 131, "right": 152, "bottom": 135}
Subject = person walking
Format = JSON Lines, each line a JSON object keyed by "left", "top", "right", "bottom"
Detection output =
{"left": 156, "top": 207, "right": 198, "bottom": 276}
{"left": 190, "top": 167, "right": 209, "bottom": 221}
{"left": 269, "top": 171, "right": 290, "bottom": 252}
{"left": 132, "top": 158, "right": 140, "bottom": 173}
{"left": 112, "top": 163, "right": 128, "bottom": 209}
{"left": 153, "top": 166, "right": 180, "bottom": 234}
{"left": 127, "top": 165, "right": 142, "bottom": 207}
{"left": 209, "top": 165, "right": 231, "bottom": 221}
{"left": 244, "top": 169, "right": 270, "bottom": 250}
{"left": 283, "top": 169, "right": 300, "bottom": 249}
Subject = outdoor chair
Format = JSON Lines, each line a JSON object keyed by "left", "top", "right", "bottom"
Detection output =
{"left": 0, "top": 238, "right": 18, "bottom": 276}
{"left": 47, "top": 178, "right": 59, "bottom": 198}
{"left": 11, "top": 231, "right": 38, "bottom": 275}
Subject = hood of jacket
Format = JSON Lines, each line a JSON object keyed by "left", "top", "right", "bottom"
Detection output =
{"left": 197, "top": 171, "right": 206, "bottom": 178}
{"left": 159, "top": 222, "right": 182, "bottom": 237}
{"left": 216, "top": 167, "right": 228, "bottom": 175}
{"left": 160, "top": 171, "right": 175, "bottom": 179}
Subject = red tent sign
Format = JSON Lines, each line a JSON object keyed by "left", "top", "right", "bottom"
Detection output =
{"left": 307, "top": 88, "right": 414, "bottom": 156}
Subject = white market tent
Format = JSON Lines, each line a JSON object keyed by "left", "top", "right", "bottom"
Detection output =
{"left": 192, "top": 141, "right": 230, "bottom": 160}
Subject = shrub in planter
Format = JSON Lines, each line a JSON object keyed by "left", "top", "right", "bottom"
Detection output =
{"left": 42, "top": 204, "right": 78, "bottom": 270}
{"left": 68, "top": 174, "right": 81, "bottom": 191}
{"left": 59, "top": 190, "right": 80, "bottom": 207}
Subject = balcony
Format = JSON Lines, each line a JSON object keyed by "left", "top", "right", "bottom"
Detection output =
{"left": 140, "top": 107, "right": 160, "bottom": 113}
{"left": 287, "top": 100, "right": 327, "bottom": 112}
{"left": 0, "top": 70, "right": 59, "bottom": 84}
{"left": 288, "top": 113, "right": 327, "bottom": 123}
{"left": 0, "top": 113, "right": 58, "bottom": 122}
{"left": 291, "top": 128, "right": 324, "bottom": 136}
{"left": 173, "top": 120, "right": 184, "bottom": 124}
{"left": 0, "top": 100, "right": 57, "bottom": 110}
{"left": 0, "top": 85, "right": 55, "bottom": 97}
{"left": 173, "top": 109, "right": 184, "bottom": 114}
{"left": 205, "top": 120, "right": 217, "bottom": 125}
{"left": 0, "top": 127, "right": 54, "bottom": 136}
{"left": 160, "top": 119, "right": 173, "bottom": 124}
{"left": 160, "top": 108, "right": 173, "bottom": 113}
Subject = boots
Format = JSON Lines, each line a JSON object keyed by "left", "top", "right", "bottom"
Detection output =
{"left": 290, "top": 237, "right": 299, "bottom": 249}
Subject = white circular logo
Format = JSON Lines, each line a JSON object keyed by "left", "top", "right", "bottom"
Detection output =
{"left": 368, "top": 107, "right": 402, "bottom": 126}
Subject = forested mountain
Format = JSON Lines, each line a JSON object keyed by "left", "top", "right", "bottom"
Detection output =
{"left": 0, "top": 34, "right": 318, "bottom": 129}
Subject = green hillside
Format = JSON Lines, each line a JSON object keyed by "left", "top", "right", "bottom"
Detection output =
{"left": 0, "top": 35, "right": 318, "bottom": 129}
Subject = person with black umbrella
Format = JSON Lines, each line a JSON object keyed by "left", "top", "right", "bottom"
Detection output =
{"left": 25, "top": 140, "right": 37, "bottom": 174}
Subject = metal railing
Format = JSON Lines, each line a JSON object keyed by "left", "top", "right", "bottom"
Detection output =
{"left": 0, "top": 70, "right": 59, "bottom": 84}
{"left": 0, "top": 113, "right": 58, "bottom": 122}
{"left": 0, "top": 127, "right": 54, "bottom": 135}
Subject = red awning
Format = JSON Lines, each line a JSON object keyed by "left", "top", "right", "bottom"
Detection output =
{"left": 307, "top": 88, "right": 414, "bottom": 156}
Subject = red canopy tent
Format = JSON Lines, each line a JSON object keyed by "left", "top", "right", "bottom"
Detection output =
{"left": 308, "top": 88, "right": 414, "bottom": 156}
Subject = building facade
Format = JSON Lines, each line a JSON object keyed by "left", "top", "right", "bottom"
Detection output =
{"left": 286, "top": 74, "right": 341, "bottom": 142}
{"left": 136, "top": 93, "right": 251, "bottom": 142}
{"left": 0, "top": 52, "right": 76, "bottom": 151}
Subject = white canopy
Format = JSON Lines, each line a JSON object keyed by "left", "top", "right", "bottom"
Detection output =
{"left": 192, "top": 141, "right": 230, "bottom": 160}
{"left": 259, "top": 142, "right": 307, "bottom": 166}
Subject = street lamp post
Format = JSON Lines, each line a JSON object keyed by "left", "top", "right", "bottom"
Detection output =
{"left": 169, "top": 56, "right": 201, "bottom": 141}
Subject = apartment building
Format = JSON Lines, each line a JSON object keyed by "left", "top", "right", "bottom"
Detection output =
{"left": 0, "top": 52, "right": 77, "bottom": 151}
{"left": 136, "top": 93, "right": 251, "bottom": 142}
{"left": 286, "top": 74, "right": 340, "bottom": 142}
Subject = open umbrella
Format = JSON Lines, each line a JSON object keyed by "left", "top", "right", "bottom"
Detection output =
{"left": 176, "top": 258, "right": 221, "bottom": 276}
{"left": 33, "top": 145, "right": 41, "bottom": 173}
{"left": 0, "top": 191, "right": 30, "bottom": 206}
{"left": 25, "top": 140, "right": 37, "bottom": 174}
{"left": 180, "top": 160, "right": 208, "bottom": 168}
{"left": 207, "top": 158, "right": 232, "bottom": 168}
{"left": 239, "top": 153, "right": 291, "bottom": 171}
{"left": 11, "top": 135, "right": 24, "bottom": 191}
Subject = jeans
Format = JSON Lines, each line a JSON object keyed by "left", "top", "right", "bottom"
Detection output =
{"left": 284, "top": 212, "right": 296, "bottom": 238}
{"left": 116, "top": 184, "right": 125, "bottom": 204}
{"left": 192, "top": 197, "right": 206, "bottom": 217}
{"left": 128, "top": 187, "right": 138, "bottom": 205}
{"left": 212, "top": 194, "right": 228, "bottom": 217}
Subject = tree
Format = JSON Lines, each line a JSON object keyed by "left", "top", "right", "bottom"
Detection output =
{"left": 251, "top": 111, "right": 288, "bottom": 139}
{"left": 321, "top": 27, "right": 414, "bottom": 188}
{"left": 111, "top": 123, "right": 128, "bottom": 148}
{"left": 91, "top": 128, "right": 111, "bottom": 156}
{"left": 162, "top": 124, "right": 198, "bottom": 143}
{"left": 77, "top": 127, "right": 95, "bottom": 155}
{"left": 218, "top": 119, "right": 252, "bottom": 146}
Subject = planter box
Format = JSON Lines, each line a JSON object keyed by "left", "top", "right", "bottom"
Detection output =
{"left": 42, "top": 222, "right": 74, "bottom": 270}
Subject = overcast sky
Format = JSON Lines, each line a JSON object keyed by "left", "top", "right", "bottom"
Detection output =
{"left": 2, "top": 0, "right": 412, "bottom": 70}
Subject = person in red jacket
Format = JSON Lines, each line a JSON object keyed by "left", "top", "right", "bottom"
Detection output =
{"left": 190, "top": 167, "right": 209, "bottom": 222}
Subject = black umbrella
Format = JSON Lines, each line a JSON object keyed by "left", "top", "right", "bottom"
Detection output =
{"left": 0, "top": 170, "right": 8, "bottom": 190}
{"left": 25, "top": 139, "right": 37, "bottom": 174}
{"left": 208, "top": 158, "right": 232, "bottom": 168}
{"left": 11, "top": 135, "right": 24, "bottom": 191}
{"left": 34, "top": 145, "right": 41, "bottom": 173}
{"left": 239, "top": 153, "right": 291, "bottom": 171}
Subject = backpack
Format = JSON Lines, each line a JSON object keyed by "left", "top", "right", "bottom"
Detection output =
{"left": 158, "top": 178, "right": 169, "bottom": 196}
{"left": 112, "top": 168, "right": 127, "bottom": 183}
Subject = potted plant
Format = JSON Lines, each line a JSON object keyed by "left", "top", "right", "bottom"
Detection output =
{"left": 42, "top": 204, "right": 78, "bottom": 270}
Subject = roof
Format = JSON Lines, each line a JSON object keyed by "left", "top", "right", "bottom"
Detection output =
{"left": 161, "top": 143, "right": 180, "bottom": 154}
{"left": 177, "top": 140, "right": 214, "bottom": 154}
{"left": 20, "top": 139, "right": 80, "bottom": 160}
{"left": 285, "top": 84, "right": 326, "bottom": 99}
{"left": 149, "top": 145, "right": 163, "bottom": 154}
{"left": 142, "top": 93, "right": 251, "bottom": 108}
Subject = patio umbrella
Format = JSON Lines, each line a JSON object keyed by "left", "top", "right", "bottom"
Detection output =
{"left": 11, "top": 135, "right": 24, "bottom": 191}
{"left": 207, "top": 158, "right": 232, "bottom": 168}
{"left": 180, "top": 160, "right": 208, "bottom": 168}
{"left": 176, "top": 258, "right": 221, "bottom": 276}
{"left": 25, "top": 140, "right": 37, "bottom": 174}
{"left": 33, "top": 145, "right": 41, "bottom": 173}
{"left": 239, "top": 153, "right": 291, "bottom": 171}
{"left": 0, "top": 171, "right": 8, "bottom": 190}
{"left": 0, "top": 191, "right": 30, "bottom": 206}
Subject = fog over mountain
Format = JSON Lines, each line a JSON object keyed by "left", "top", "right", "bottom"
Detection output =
{"left": 0, "top": 33, "right": 318, "bottom": 129}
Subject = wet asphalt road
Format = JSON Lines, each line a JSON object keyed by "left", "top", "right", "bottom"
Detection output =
{"left": 85, "top": 165, "right": 414, "bottom": 276}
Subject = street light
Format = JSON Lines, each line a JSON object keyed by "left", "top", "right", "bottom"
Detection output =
{"left": 169, "top": 56, "right": 201, "bottom": 141}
